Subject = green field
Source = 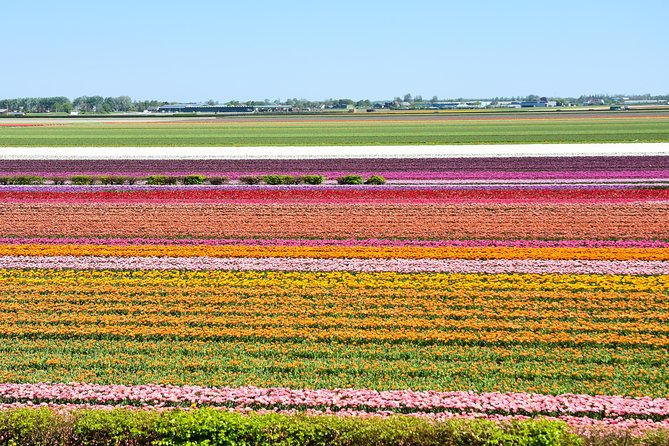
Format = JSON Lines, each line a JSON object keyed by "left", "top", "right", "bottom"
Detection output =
{"left": 1, "top": 112, "right": 668, "bottom": 146}
{"left": 2, "top": 338, "right": 666, "bottom": 397}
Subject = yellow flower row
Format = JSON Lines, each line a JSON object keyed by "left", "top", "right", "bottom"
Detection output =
{"left": 3, "top": 269, "right": 667, "bottom": 292}
{"left": 1, "top": 322, "right": 665, "bottom": 347}
{"left": 2, "top": 244, "right": 668, "bottom": 260}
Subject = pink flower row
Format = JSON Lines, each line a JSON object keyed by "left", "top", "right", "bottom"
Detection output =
{"left": 1, "top": 384, "right": 668, "bottom": 423}
{"left": 2, "top": 237, "right": 668, "bottom": 248}
{"left": 2, "top": 255, "right": 667, "bottom": 275}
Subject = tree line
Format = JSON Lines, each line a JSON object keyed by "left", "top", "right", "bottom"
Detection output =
{"left": 2, "top": 93, "right": 668, "bottom": 114}
{"left": 0, "top": 96, "right": 168, "bottom": 113}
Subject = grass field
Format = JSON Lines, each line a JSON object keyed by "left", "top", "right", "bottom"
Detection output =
{"left": 1, "top": 112, "right": 668, "bottom": 146}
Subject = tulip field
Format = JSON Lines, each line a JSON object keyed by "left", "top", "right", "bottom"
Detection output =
{"left": 1, "top": 154, "right": 669, "bottom": 440}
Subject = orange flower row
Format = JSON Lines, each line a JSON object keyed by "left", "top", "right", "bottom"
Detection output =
{"left": 2, "top": 202, "right": 668, "bottom": 239}
{"left": 2, "top": 269, "right": 668, "bottom": 348}
{"left": 1, "top": 322, "right": 666, "bottom": 347}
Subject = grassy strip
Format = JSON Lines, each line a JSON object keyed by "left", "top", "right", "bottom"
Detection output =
{"left": 0, "top": 117, "right": 668, "bottom": 146}
{"left": 0, "top": 407, "right": 605, "bottom": 446}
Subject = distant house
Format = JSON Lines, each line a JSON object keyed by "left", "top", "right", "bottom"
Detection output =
{"left": 0, "top": 109, "right": 23, "bottom": 116}
{"left": 584, "top": 98, "right": 605, "bottom": 106}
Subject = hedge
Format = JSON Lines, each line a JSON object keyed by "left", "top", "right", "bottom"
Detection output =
{"left": 3, "top": 407, "right": 657, "bottom": 446}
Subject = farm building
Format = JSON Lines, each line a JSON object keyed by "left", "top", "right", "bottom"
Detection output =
{"left": 157, "top": 104, "right": 254, "bottom": 113}
{"left": 156, "top": 104, "right": 296, "bottom": 113}
{"left": 623, "top": 99, "right": 669, "bottom": 105}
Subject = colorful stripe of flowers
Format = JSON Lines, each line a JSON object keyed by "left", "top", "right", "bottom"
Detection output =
{"left": 4, "top": 243, "right": 669, "bottom": 260}
{"left": 2, "top": 383, "right": 668, "bottom": 422}
{"left": 1, "top": 155, "right": 668, "bottom": 435}
{"left": 2, "top": 186, "right": 669, "bottom": 203}
{"left": 2, "top": 155, "right": 669, "bottom": 180}
{"left": 2, "top": 236, "right": 669, "bottom": 248}
{"left": 2, "top": 202, "right": 668, "bottom": 239}
{"left": 2, "top": 255, "right": 668, "bottom": 275}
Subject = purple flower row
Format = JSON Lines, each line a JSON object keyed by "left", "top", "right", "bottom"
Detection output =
{"left": 2, "top": 255, "right": 668, "bottom": 275}
{"left": 4, "top": 183, "right": 668, "bottom": 192}
{"left": 2, "top": 156, "right": 667, "bottom": 175}
{"left": 2, "top": 237, "right": 668, "bottom": 248}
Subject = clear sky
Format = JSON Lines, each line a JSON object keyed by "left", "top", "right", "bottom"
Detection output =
{"left": 2, "top": 0, "right": 667, "bottom": 101}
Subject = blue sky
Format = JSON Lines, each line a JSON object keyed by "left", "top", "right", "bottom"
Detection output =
{"left": 2, "top": 0, "right": 667, "bottom": 101}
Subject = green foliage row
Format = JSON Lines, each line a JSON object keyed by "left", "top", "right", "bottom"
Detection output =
{"left": 0, "top": 174, "right": 394, "bottom": 185}
{"left": 336, "top": 175, "right": 387, "bottom": 185}
{"left": 0, "top": 175, "right": 45, "bottom": 185}
{"left": 0, "top": 407, "right": 632, "bottom": 446}
{"left": 239, "top": 175, "right": 326, "bottom": 185}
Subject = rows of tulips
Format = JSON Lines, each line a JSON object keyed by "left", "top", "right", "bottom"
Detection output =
{"left": 2, "top": 203, "right": 668, "bottom": 239}
{"left": 2, "top": 155, "right": 668, "bottom": 180}
{"left": 0, "top": 170, "right": 669, "bottom": 180}
{"left": 2, "top": 255, "right": 668, "bottom": 274}
{"left": 2, "top": 236, "right": 668, "bottom": 248}
{"left": 2, "top": 186, "right": 669, "bottom": 203}
{"left": 2, "top": 383, "right": 668, "bottom": 422}
{"left": 2, "top": 269, "right": 668, "bottom": 349}
{"left": 5, "top": 243, "right": 669, "bottom": 260}
{"left": 3, "top": 269, "right": 667, "bottom": 293}
{"left": 2, "top": 336, "right": 666, "bottom": 397}
{"left": 1, "top": 163, "right": 668, "bottom": 435}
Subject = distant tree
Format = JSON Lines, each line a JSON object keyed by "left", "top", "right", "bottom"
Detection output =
{"left": 431, "top": 96, "right": 439, "bottom": 103}
{"left": 335, "top": 99, "right": 354, "bottom": 108}
{"left": 73, "top": 96, "right": 104, "bottom": 112}
{"left": 205, "top": 99, "right": 218, "bottom": 106}
{"left": 115, "top": 96, "right": 134, "bottom": 111}
{"left": 133, "top": 99, "right": 167, "bottom": 111}
{"left": 403, "top": 93, "right": 413, "bottom": 103}
{"left": 102, "top": 97, "right": 116, "bottom": 113}
{"left": 57, "top": 101, "right": 73, "bottom": 113}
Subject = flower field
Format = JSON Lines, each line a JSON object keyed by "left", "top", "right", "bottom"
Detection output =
{"left": 1, "top": 155, "right": 668, "bottom": 438}
{"left": 2, "top": 155, "right": 669, "bottom": 180}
